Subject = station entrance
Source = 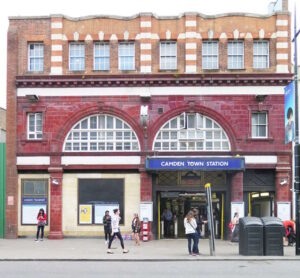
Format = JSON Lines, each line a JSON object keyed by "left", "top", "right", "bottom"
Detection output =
{"left": 158, "top": 191, "right": 224, "bottom": 239}
{"left": 153, "top": 170, "right": 230, "bottom": 240}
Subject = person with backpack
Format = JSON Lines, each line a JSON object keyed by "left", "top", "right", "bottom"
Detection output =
{"left": 107, "top": 208, "right": 129, "bottom": 254}
{"left": 35, "top": 208, "right": 47, "bottom": 241}
{"left": 103, "top": 210, "right": 112, "bottom": 244}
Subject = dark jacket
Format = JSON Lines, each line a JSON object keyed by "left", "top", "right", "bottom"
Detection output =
{"left": 103, "top": 215, "right": 112, "bottom": 232}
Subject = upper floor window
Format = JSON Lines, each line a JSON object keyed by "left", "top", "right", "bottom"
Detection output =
{"left": 228, "top": 41, "right": 244, "bottom": 69}
{"left": 153, "top": 113, "right": 231, "bottom": 151}
{"left": 253, "top": 41, "right": 269, "bottom": 69}
{"left": 63, "top": 114, "right": 140, "bottom": 152}
{"left": 160, "top": 41, "right": 177, "bottom": 70}
{"left": 251, "top": 112, "right": 268, "bottom": 138}
{"left": 118, "top": 43, "right": 135, "bottom": 71}
{"left": 202, "top": 41, "right": 219, "bottom": 70}
{"left": 69, "top": 43, "right": 85, "bottom": 71}
{"left": 27, "top": 113, "right": 43, "bottom": 140}
{"left": 28, "top": 43, "right": 44, "bottom": 72}
{"left": 94, "top": 43, "right": 110, "bottom": 71}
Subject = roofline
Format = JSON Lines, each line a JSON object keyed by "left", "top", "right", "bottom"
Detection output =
{"left": 8, "top": 11, "right": 290, "bottom": 21}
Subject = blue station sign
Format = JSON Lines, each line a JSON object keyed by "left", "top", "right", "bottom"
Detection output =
{"left": 22, "top": 197, "right": 47, "bottom": 204}
{"left": 146, "top": 157, "right": 245, "bottom": 171}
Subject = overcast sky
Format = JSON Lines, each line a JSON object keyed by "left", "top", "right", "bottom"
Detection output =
{"left": 0, "top": 0, "right": 298, "bottom": 109}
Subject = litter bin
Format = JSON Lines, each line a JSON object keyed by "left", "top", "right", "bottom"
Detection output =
{"left": 261, "top": 217, "right": 284, "bottom": 256}
{"left": 239, "top": 217, "right": 263, "bottom": 256}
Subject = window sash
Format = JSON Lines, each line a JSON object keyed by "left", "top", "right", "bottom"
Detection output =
{"left": 160, "top": 42, "right": 177, "bottom": 70}
{"left": 27, "top": 113, "right": 43, "bottom": 140}
{"left": 202, "top": 41, "right": 219, "bottom": 70}
{"left": 253, "top": 41, "right": 269, "bottom": 69}
{"left": 228, "top": 41, "right": 244, "bottom": 69}
{"left": 118, "top": 43, "right": 135, "bottom": 70}
{"left": 28, "top": 43, "right": 44, "bottom": 71}
{"left": 94, "top": 43, "right": 110, "bottom": 70}
{"left": 69, "top": 43, "right": 85, "bottom": 71}
{"left": 251, "top": 112, "right": 268, "bottom": 138}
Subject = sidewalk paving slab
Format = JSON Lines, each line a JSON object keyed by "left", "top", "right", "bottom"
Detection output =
{"left": 0, "top": 238, "right": 298, "bottom": 261}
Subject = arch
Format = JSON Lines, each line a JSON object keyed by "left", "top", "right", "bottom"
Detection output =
{"left": 56, "top": 105, "right": 144, "bottom": 152}
{"left": 149, "top": 104, "right": 238, "bottom": 152}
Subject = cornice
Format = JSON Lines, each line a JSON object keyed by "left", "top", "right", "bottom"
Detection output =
{"left": 15, "top": 73, "right": 293, "bottom": 88}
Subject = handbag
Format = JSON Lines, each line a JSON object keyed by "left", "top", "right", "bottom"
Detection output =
{"left": 38, "top": 221, "right": 45, "bottom": 226}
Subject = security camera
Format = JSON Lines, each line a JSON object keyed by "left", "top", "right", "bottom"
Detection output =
{"left": 280, "top": 179, "right": 287, "bottom": 185}
{"left": 52, "top": 179, "right": 59, "bottom": 185}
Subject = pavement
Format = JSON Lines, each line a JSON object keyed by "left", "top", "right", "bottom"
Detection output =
{"left": 0, "top": 237, "right": 299, "bottom": 261}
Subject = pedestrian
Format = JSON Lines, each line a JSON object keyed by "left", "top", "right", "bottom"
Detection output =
{"left": 103, "top": 210, "right": 112, "bottom": 245}
{"left": 131, "top": 213, "right": 141, "bottom": 246}
{"left": 35, "top": 208, "right": 47, "bottom": 241}
{"left": 107, "top": 208, "right": 129, "bottom": 254}
{"left": 283, "top": 220, "right": 296, "bottom": 246}
{"left": 231, "top": 212, "right": 239, "bottom": 242}
{"left": 184, "top": 211, "right": 197, "bottom": 256}
{"left": 192, "top": 209, "right": 207, "bottom": 254}
{"left": 162, "top": 208, "right": 173, "bottom": 237}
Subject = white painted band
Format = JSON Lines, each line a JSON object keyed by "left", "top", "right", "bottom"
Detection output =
{"left": 185, "top": 21, "right": 197, "bottom": 27}
{"left": 17, "top": 156, "right": 50, "bottom": 165}
{"left": 62, "top": 156, "right": 141, "bottom": 165}
{"left": 276, "top": 20, "right": 288, "bottom": 26}
{"left": 50, "top": 67, "right": 62, "bottom": 75}
{"left": 185, "top": 65, "right": 197, "bottom": 73}
{"left": 276, "top": 42, "right": 288, "bottom": 49}
{"left": 276, "top": 31, "right": 288, "bottom": 38}
{"left": 51, "top": 22, "right": 63, "bottom": 29}
{"left": 185, "top": 32, "right": 197, "bottom": 38}
{"left": 276, "top": 65, "right": 289, "bottom": 73}
{"left": 51, "top": 34, "right": 63, "bottom": 40}
{"left": 140, "top": 66, "right": 152, "bottom": 73}
{"left": 141, "top": 43, "right": 152, "bottom": 50}
{"left": 140, "top": 32, "right": 152, "bottom": 39}
{"left": 140, "top": 21, "right": 151, "bottom": 28}
{"left": 185, "top": 43, "right": 197, "bottom": 49}
{"left": 17, "top": 86, "right": 285, "bottom": 97}
{"left": 276, "top": 53, "right": 288, "bottom": 60}
{"left": 51, "top": 45, "right": 63, "bottom": 51}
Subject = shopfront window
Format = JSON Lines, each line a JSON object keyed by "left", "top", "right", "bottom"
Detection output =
{"left": 153, "top": 113, "right": 230, "bottom": 151}
{"left": 78, "top": 179, "right": 124, "bottom": 225}
{"left": 63, "top": 114, "right": 140, "bottom": 152}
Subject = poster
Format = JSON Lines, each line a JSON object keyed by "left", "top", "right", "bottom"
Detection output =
{"left": 140, "top": 202, "right": 153, "bottom": 221}
{"left": 22, "top": 204, "right": 47, "bottom": 225}
{"left": 79, "top": 204, "right": 92, "bottom": 224}
{"left": 277, "top": 202, "right": 291, "bottom": 221}
{"left": 284, "top": 81, "right": 295, "bottom": 144}
{"left": 94, "top": 203, "right": 119, "bottom": 224}
{"left": 231, "top": 202, "right": 244, "bottom": 220}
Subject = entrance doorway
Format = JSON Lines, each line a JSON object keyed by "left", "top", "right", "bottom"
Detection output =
{"left": 158, "top": 192, "right": 224, "bottom": 239}
{"left": 249, "top": 192, "right": 274, "bottom": 217}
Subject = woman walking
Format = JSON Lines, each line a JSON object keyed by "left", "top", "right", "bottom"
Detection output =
{"left": 131, "top": 213, "right": 141, "bottom": 246}
{"left": 184, "top": 211, "right": 197, "bottom": 256}
{"left": 35, "top": 208, "right": 47, "bottom": 241}
{"left": 107, "top": 209, "right": 129, "bottom": 254}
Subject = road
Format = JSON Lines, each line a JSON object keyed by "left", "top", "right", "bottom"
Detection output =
{"left": 0, "top": 261, "right": 299, "bottom": 277}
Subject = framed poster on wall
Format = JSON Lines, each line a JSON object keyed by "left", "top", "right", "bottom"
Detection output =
{"left": 22, "top": 204, "right": 47, "bottom": 225}
{"left": 79, "top": 204, "right": 92, "bottom": 224}
{"left": 277, "top": 202, "right": 291, "bottom": 221}
{"left": 94, "top": 203, "right": 119, "bottom": 224}
{"left": 140, "top": 202, "right": 153, "bottom": 221}
{"left": 231, "top": 202, "right": 245, "bottom": 219}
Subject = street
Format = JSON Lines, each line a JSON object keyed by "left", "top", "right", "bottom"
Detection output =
{"left": 0, "top": 261, "right": 300, "bottom": 278}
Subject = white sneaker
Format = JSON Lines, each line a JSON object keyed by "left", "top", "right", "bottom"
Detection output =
{"left": 105, "top": 241, "right": 108, "bottom": 244}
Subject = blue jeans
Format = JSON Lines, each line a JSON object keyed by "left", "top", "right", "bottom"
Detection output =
{"left": 192, "top": 231, "right": 199, "bottom": 254}
{"left": 186, "top": 233, "right": 196, "bottom": 254}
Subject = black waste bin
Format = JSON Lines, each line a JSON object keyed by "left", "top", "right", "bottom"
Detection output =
{"left": 239, "top": 217, "right": 263, "bottom": 256}
{"left": 261, "top": 217, "right": 284, "bottom": 256}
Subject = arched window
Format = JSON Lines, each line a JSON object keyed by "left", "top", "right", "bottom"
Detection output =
{"left": 63, "top": 114, "right": 140, "bottom": 152}
{"left": 153, "top": 113, "right": 230, "bottom": 151}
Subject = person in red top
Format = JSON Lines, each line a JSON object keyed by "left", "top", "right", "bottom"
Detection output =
{"left": 283, "top": 220, "right": 296, "bottom": 246}
{"left": 35, "top": 208, "right": 47, "bottom": 241}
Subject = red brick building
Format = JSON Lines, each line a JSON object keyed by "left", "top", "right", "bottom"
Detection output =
{"left": 6, "top": 0, "right": 293, "bottom": 239}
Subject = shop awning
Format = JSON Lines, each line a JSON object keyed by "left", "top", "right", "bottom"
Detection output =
{"left": 145, "top": 157, "right": 245, "bottom": 171}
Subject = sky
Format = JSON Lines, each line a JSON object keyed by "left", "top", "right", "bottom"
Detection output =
{"left": 0, "top": 0, "right": 298, "bottom": 109}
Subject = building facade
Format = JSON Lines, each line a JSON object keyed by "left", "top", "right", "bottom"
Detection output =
{"left": 6, "top": 0, "right": 293, "bottom": 239}
{"left": 0, "top": 108, "right": 6, "bottom": 238}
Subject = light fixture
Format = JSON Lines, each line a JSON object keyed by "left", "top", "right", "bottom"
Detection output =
{"left": 260, "top": 192, "right": 270, "bottom": 197}
{"left": 252, "top": 193, "right": 259, "bottom": 198}
{"left": 25, "top": 94, "right": 39, "bottom": 102}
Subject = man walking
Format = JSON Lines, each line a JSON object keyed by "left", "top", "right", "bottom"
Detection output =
{"left": 107, "top": 208, "right": 129, "bottom": 254}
